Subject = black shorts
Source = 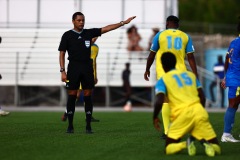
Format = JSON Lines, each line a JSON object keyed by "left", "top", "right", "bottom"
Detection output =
{"left": 66, "top": 60, "right": 94, "bottom": 90}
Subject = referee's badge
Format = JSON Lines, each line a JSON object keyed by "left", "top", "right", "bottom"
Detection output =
{"left": 85, "top": 40, "right": 90, "bottom": 48}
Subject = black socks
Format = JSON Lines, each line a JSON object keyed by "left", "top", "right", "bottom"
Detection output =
{"left": 84, "top": 96, "right": 93, "bottom": 130}
{"left": 67, "top": 95, "right": 76, "bottom": 127}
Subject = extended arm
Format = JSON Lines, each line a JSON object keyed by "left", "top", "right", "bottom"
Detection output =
{"left": 197, "top": 88, "right": 206, "bottom": 107}
{"left": 59, "top": 51, "right": 67, "bottom": 82}
{"left": 101, "top": 16, "right": 136, "bottom": 34}
{"left": 221, "top": 53, "right": 229, "bottom": 89}
{"left": 144, "top": 51, "right": 156, "bottom": 81}
{"left": 224, "top": 53, "right": 229, "bottom": 74}
{"left": 187, "top": 53, "right": 198, "bottom": 78}
{"left": 94, "top": 57, "right": 98, "bottom": 84}
{"left": 153, "top": 93, "right": 165, "bottom": 132}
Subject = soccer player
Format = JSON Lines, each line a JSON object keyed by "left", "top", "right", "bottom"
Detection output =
{"left": 59, "top": 12, "right": 135, "bottom": 134}
{"left": 153, "top": 52, "right": 221, "bottom": 157}
{"left": 122, "top": 63, "right": 132, "bottom": 112}
{"left": 0, "top": 75, "right": 10, "bottom": 116}
{"left": 61, "top": 37, "right": 100, "bottom": 122}
{"left": 144, "top": 15, "right": 198, "bottom": 138}
{"left": 0, "top": 38, "right": 10, "bottom": 116}
{"left": 0, "top": 106, "right": 9, "bottom": 116}
{"left": 209, "top": 55, "right": 225, "bottom": 108}
{"left": 220, "top": 19, "right": 240, "bottom": 142}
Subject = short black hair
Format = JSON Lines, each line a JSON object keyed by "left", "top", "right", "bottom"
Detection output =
{"left": 72, "top": 12, "right": 84, "bottom": 20}
{"left": 166, "top": 15, "right": 179, "bottom": 24}
{"left": 218, "top": 55, "right": 223, "bottom": 63}
{"left": 161, "top": 52, "right": 176, "bottom": 70}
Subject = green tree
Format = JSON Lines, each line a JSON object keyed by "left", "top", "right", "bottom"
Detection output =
{"left": 179, "top": 0, "right": 240, "bottom": 24}
{"left": 179, "top": 0, "right": 240, "bottom": 34}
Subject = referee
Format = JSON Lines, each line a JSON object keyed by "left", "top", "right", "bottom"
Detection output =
{"left": 0, "top": 36, "right": 10, "bottom": 116}
{"left": 58, "top": 12, "right": 135, "bottom": 134}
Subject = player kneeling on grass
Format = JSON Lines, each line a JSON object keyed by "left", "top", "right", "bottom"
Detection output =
{"left": 153, "top": 52, "right": 221, "bottom": 157}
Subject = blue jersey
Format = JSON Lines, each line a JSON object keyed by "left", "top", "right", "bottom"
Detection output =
{"left": 226, "top": 36, "right": 240, "bottom": 86}
{"left": 213, "top": 62, "right": 224, "bottom": 80}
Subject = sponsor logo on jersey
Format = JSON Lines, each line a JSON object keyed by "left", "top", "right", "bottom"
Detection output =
{"left": 85, "top": 41, "right": 90, "bottom": 48}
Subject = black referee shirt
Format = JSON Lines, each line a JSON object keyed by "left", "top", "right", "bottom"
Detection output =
{"left": 58, "top": 28, "right": 101, "bottom": 62}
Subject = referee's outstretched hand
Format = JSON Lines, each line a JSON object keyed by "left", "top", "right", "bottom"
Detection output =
{"left": 123, "top": 16, "right": 136, "bottom": 24}
{"left": 101, "top": 16, "right": 136, "bottom": 34}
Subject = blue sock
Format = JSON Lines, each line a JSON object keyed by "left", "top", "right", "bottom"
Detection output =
{"left": 224, "top": 107, "right": 237, "bottom": 133}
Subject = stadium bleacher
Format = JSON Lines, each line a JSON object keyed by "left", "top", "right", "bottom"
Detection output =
{"left": 0, "top": 28, "right": 155, "bottom": 87}
{"left": 0, "top": 28, "right": 224, "bottom": 107}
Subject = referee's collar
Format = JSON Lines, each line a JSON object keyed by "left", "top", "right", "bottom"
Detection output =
{"left": 167, "top": 28, "right": 178, "bottom": 30}
{"left": 72, "top": 29, "right": 83, "bottom": 34}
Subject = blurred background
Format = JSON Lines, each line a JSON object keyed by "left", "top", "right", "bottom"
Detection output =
{"left": 0, "top": 0, "right": 239, "bottom": 108}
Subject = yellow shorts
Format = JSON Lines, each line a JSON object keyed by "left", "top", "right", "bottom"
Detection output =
{"left": 168, "top": 104, "right": 217, "bottom": 141}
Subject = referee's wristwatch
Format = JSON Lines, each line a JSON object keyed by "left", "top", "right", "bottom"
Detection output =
{"left": 60, "top": 68, "right": 65, "bottom": 72}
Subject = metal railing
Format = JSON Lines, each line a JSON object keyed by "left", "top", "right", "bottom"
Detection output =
{"left": 185, "top": 60, "right": 222, "bottom": 108}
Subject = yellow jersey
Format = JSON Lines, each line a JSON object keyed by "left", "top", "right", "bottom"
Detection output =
{"left": 155, "top": 69, "right": 202, "bottom": 120}
{"left": 79, "top": 43, "right": 98, "bottom": 90}
{"left": 150, "top": 29, "right": 195, "bottom": 79}
{"left": 91, "top": 43, "right": 99, "bottom": 79}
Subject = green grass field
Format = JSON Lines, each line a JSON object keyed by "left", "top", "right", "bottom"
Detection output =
{"left": 0, "top": 111, "right": 240, "bottom": 160}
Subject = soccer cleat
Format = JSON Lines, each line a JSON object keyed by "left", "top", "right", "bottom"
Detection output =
{"left": 86, "top": 129, "right": 94, "bottom": 134}
{"left": 160, "top": 133, "right": 166, "bottom": 140}
{"left": 0, "top": 110, "right": 10, "bottom": 116}
{"left": 91, "top": 116, "right": 100, "bottom": 122}
{"left": 66, "top": 126, "right": 74, "bottom": 133}
{"left": 85, "top": 116, "right": 100, "bottom": 122}
{"left": 187, "top": 137, "right": 196, "bottom": 156}
{"left": 123, "top": 101, "right": 132, "bottom": 112}
{"left": 61, "top": 112, "right": 68, "bottom": 121}
{"left": 221, "top": 134, "right": 240, "bottom": 142}
{"left": 203, "top": 143, "right": 215, "bottom": 157}
{"left": 86, "top": 126, "right": 93, "bottom": 134}
{"left": 211, "top": 144, "right": 221, "bottom": 155}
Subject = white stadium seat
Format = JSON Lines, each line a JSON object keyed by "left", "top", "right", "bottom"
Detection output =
{"left": 0, "top": 28, "right": 156, "bottom": 87}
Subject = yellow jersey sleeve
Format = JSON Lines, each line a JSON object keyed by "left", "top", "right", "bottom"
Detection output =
{"left": 91, "top": 44, "right": 99, "bottom": 79}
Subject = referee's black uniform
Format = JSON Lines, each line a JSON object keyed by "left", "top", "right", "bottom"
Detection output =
{"left": 59, "top": 29, "right": 101, "bottom": 90}
{"left": 58, "top": 29, "right": 101, "bottom": 133}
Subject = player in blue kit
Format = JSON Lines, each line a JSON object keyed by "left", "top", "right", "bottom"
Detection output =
{"left": 220, "top": 18, "right": 240, "bottom": 142}
{"left": 210, "top": 55, "right": 225, "bottom": 108}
